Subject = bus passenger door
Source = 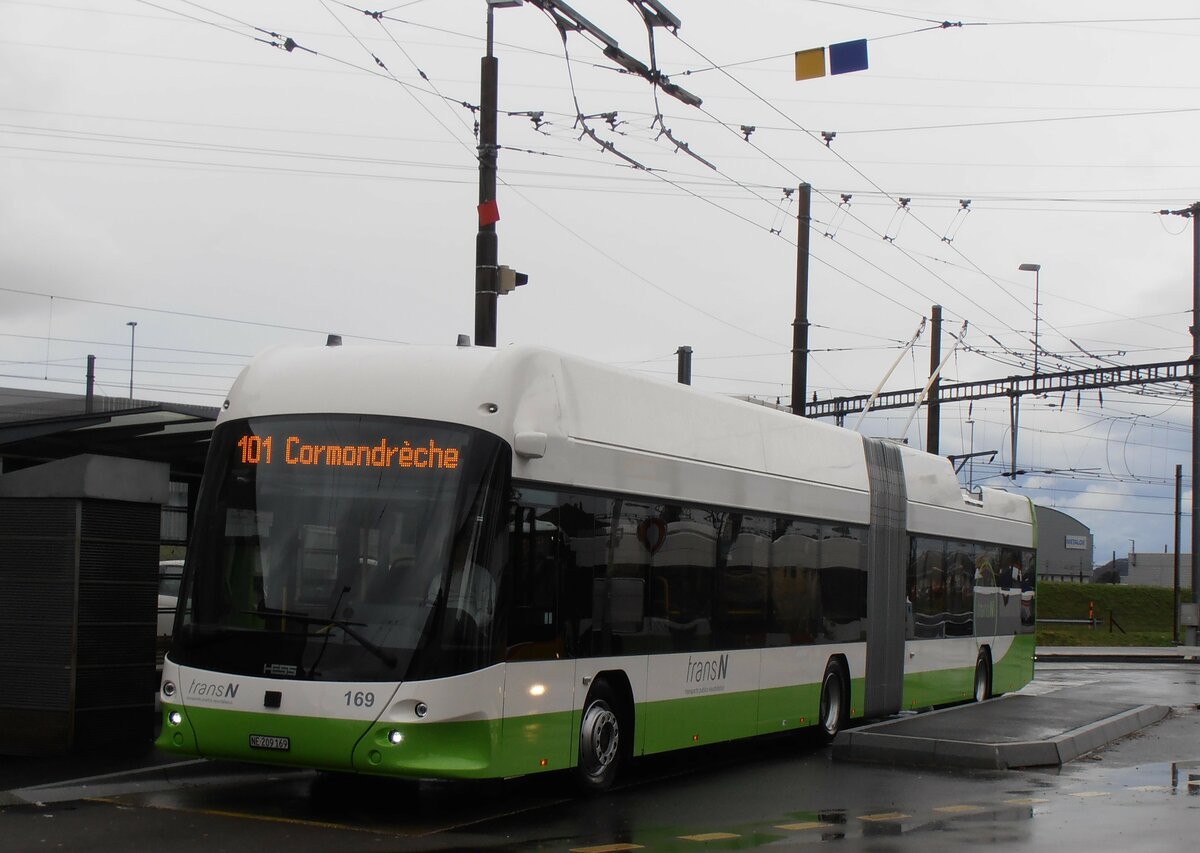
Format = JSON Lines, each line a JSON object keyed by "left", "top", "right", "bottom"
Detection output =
{"left": 500, "top": 503, "right": 576, "bottom": 776}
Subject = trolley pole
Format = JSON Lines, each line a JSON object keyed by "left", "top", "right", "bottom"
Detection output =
{"left": 792, "top": 183, "right": 811, "bottom": 416}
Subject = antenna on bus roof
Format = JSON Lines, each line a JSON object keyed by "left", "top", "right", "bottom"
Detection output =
{"left": 457, "top": 334, "right": 472, "bottom": 347}
{"left": 326, "top": 334, "right": 343, "bottom": 347}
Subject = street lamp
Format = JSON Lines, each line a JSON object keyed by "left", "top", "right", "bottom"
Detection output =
{"left": 1018, "top": 263, "right": 1041, "bottom": 374}
{"left": 125, "top": 321, "right": 137, "bottom": 399}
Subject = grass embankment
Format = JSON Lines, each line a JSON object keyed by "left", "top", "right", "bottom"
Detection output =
{"left": 1036, "top": 582, "right": 1192, "bottom": 647}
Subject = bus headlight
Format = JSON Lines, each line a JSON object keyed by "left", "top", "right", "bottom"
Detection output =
{"left": 387, "top": 729, "right": 403, "bottom": 745}
{"left": 167, "top": 711, "right": 183, "bottom": 727}
{"left": 162, "top": 681, "right": 176, "bottom": 698}
{"left": 414, "top": 702, "right": 428, "bottom": 718}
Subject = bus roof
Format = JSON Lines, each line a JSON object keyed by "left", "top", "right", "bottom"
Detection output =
{"left": 221, "top": 344, "right": 1031, "bottom": 542}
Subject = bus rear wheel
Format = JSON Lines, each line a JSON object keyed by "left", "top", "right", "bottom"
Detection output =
{"left": 973, "top": 653, "right": 992, "bottom": 702}
{"left": 574, "top": 681, "right": 622, "bottom": 792}
{"left": 817, "top": 659, "right": 848, "bottom": 742}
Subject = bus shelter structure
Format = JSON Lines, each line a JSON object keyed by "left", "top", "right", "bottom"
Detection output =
{"left": 0, "top": 387, "right": 217, "bottom": 754}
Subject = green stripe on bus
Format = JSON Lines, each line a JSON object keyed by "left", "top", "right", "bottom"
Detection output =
{"left": 902, "top": 665, "right": 974, "bottom": 709}
{"left": 157, "top": 643, "right": 1032, "bottom": 780}
{"left": 994, "top": 633, "right": 1036, "bottom": 695}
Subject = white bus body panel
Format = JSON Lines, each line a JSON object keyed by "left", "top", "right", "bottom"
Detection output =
{"left": 221, "top": 345, "right": 872, "bottom": 524}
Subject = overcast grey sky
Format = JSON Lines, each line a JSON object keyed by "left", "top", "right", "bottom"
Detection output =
{"left": 3, "top": 0, "right": 1199, "bottom": 567}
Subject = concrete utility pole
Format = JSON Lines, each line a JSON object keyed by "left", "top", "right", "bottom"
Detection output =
{"left": 791, "top": 183, "right": 812, "bottom": 416}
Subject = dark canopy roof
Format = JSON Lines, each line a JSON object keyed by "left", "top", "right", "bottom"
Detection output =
{"left": 0, "top": 387, "right": 219, "bottom": 478}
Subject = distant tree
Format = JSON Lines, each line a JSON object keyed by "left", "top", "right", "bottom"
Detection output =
{"left": 1092, "top": 567, "right": 1121, "bottom": 584}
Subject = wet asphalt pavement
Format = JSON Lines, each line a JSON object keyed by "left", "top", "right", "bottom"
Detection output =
{"left": 2, "top": 659, "right": 1198, "bottom": 852}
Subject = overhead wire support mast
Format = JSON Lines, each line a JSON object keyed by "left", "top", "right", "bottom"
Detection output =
{"left": 807, "top": 360, "right": 1194, "bottom": 421}
{"left": 475, "top": 0, "right": 527, "bottom": 348}
{"left": 1160, "top": 202, "right": 1200, "bottom": 640}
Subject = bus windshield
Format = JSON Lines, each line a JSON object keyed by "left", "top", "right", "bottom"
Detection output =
{"left": 172, "top": 414, "right": 509, "bottom": 682}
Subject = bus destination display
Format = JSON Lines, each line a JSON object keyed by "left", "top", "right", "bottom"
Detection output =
{"left": 237, "top": 434, "right": 460, "bottom": 470}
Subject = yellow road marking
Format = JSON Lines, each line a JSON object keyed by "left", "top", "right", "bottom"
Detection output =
{"left": 776, "top": 821, "right": 835, "bottom": 831}
{"left": 1129, "top": 785, "right": 1172, "bottom": 792}
{"left": 83, "top": 798, "right": 382, "bottom": 834}
{"left": 1003, "top": 798, "right": 1048, "bottom": 806}
{"left": 679, "top": 833, "right": 740, "bottom": 842}
{"left": 933, "top": 805, "right": 985, "bottom": 815}
{"left": 569, "top": 845, "right": 644, "bottom": 853}
{"left": 858, "top": 811, "right": 909, "bottom": 822}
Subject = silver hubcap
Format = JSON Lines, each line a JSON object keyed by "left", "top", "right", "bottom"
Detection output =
{"left": 975, "top": 664, "right": 988, "bottom": 701}
{"left": 580, "top": 700, "right": 619, "bottom": 778}
{"left": 820, "top": 674, "right": 842, "bottom": 734}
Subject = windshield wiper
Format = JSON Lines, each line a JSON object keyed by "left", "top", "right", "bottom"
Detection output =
{"left": 241, "top": 607, "right": 398, "bottom": 669}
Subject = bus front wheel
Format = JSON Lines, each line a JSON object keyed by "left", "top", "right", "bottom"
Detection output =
{"left": 574, "top": 681, "right": 622, "bottom": 792}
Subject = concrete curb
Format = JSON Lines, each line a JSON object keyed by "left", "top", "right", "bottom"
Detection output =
{"left": 0, "top": 760, "right": 305, "bottom": 808}
{"left": 832, "top": 701, "right": 1170, "bottom": 770}
{"left": 1036, "top": 652, "right": 1200, "bottom": 664}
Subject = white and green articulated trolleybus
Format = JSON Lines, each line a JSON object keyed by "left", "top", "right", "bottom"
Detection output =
{"left": 158, "top": 343, "right": 1036, "bottom": 790}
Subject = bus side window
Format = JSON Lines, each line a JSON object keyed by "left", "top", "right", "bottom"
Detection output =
{"left": 651, "top": 505, "right": 716, "bottom": 652}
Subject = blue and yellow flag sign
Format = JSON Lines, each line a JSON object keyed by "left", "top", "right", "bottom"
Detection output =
{"left": 795, "top": 38, "right": 869, "bottom": 80}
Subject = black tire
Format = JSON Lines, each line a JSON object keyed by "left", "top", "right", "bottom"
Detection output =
{"left": 817, "top": 659, "right": 848, "bottom": 742}
{"left": 973, "top": 653, "right": 992, "bottom": 703}
{"left": 573, "top": 681, "right": 623, "bottom": 792}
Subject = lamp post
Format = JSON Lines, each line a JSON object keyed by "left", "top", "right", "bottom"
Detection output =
{"left": 125, "top": 321, "right": 137, "bottom": 399}
{"left": 1018, "top": 263, "right": 1041, "bottom": 374}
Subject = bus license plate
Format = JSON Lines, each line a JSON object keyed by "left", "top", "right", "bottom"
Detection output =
{"left": 249, "top": 734, "right": 290, "bottom": 751}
